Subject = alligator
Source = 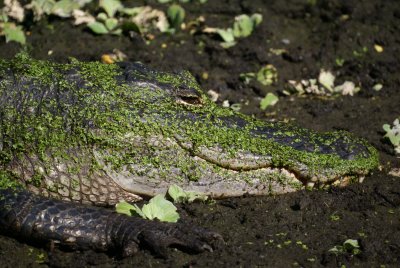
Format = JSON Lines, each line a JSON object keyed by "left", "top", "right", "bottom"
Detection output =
{"left": 0, "top": 53, "right": 379, "bottom": 256}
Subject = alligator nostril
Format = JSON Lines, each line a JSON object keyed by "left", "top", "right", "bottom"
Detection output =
{"left": 337, "top": 141, "right": 371, "bottom": 160}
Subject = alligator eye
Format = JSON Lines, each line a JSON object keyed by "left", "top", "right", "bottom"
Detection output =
{"left": 176, "top": 86, "right": 203, "bottom": 106}
{"left": 176, "top": 95, "right": 203, "bottom": 106}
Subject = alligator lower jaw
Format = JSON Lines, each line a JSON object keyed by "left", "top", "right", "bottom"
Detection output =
{"left": 192, "top": 169, "right": 367, "bottom": 199}
{"left": 304, "top": 175, "right": 365, "bottom": 190}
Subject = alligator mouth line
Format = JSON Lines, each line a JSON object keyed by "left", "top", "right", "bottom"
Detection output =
{"left": 173, "top": 135, "right": 309, "bottom": 182}
{"left": 173, "top": 135, "right": 364, "bottom": 189}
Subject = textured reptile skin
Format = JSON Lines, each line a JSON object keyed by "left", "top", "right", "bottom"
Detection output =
{"left": 0, "top": 189, "right": 220, "bottom": 256}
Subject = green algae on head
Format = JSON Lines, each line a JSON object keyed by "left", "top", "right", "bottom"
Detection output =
{"left": 0, "top": 53, "right": 379, "bottom": 205}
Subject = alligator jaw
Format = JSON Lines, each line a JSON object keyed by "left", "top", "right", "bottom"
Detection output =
{"left": 172, "top": 134, "right": 371, "bottom": 194}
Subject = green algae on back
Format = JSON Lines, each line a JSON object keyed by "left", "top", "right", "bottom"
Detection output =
{"left": 0, "top": 53, "right": 379, "bottom": 204}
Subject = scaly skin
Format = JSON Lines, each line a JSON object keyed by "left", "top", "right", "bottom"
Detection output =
{"left": 0, "top": 188, "right": 220, "bottom": 257}
{"left": 0, "top": 53, "right": 378, "bottom": 255}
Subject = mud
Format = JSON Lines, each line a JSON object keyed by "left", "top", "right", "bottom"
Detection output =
{"left": 0, "top": 0, "right": 399, "bottom": 267}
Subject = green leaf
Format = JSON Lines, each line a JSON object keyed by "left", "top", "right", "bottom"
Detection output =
{"left": 115, "top": 201, "right": 146, "bottom": 218}
{"left": 52, "top": 0, "right": 81, "bottom": 17}
{"left": 2, "top": 23, "right": 26, "bottom": 45}
{"left": 110, "top": 28, "right": 122, "bottom": 35}
{"left": 0, "top": 13, "right": 9, "bottom": 22}
{"left": 131, "top": 204, "right": 146, "bottom": 218}
{"left": 343, "top": 239, "right": 359, "bottom": 250}
{"left": 141, "top": 194, "right": 180, "bottom": 222}
{"left": 168, "top": 184, "right": 208, "bottom": 203}
{"left": 233, "top": 14, "right": 253, "bottom": 38}
{"left": 158, "top": 0, "right": 172, "bottom": 3}
{"left": 167, "top": 4, "right": 185, "bottom": 30}
{"left": 168, "top": 185, "right": 186, "bottom": 203}
{"left": 97, "top": 12, "right": 108, "bottom": 21}
{"left": 87, "top": 21, "right": 109, "bottom": 34}
{"left": 239, "top": 72, "right": 256, "bottom": 84}
{"left": 99, "top": 0, "right": 122, "bottom": 18}
{"left": 260, "top": 93, "right": 279, "bottom": 110}
{"left": 216, "top": 28, "right": 235, "bottom": 43}
{"left": 105, "top": 17, "right": 118, "bottom": 31}
{"left": 29, "top": 0, "right": 57, "bottom": 18}
{"left": 328, "top": 239, "right": 361, "bottom": 256}
{"left": 256, "top": 65, "right": 278, "bottom": 86}
{"left": 119, "top": 7, "right": 143, "bottom": 16}
{"left": 115, "top": 201, "right": 135, "bottom": 215}
{"left": 382, "top": 124, "right": 392, "bottom": 132}
{"left": 220, "top": 41, "right": 236, "bottom": 48}
{"left": 383, "top": 119, "right": 400, "bottom": 147}
{"left": 343, "top": 239, "right": 361, "bottom": 255}
{"left": 251, "top": 13, "right": 263, "bottom": 26}
{"left": 328, "top": 245, "right": 342, "bottom": 255}
{"left": 388, "top": 134, "right": 400, "bottom": 146}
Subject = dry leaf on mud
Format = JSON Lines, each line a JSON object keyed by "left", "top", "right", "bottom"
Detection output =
{"left": 2, "top": 0, "right": 25, "bottom": 22}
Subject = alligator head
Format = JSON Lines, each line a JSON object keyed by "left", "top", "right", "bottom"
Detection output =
{"left": 0, "top": 54, "right": 379, "bottom": 204}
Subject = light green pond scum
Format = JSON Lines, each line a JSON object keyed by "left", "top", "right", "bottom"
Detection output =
{"left": 0, "top": 53, "right": 379, "bottom": 204}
